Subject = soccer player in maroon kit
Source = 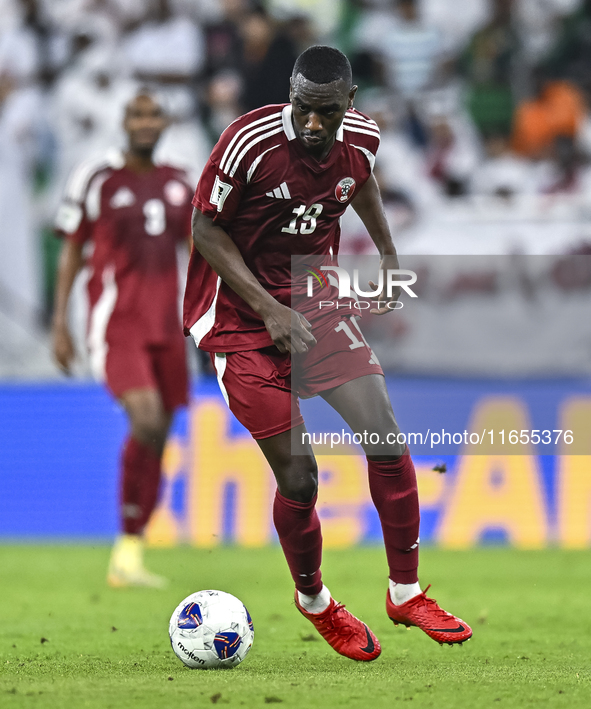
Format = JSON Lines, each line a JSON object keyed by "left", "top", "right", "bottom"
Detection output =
{"left": 185, "top": 46, "right": 472, "bottom": 659}
{"left": 52, "top": 93, "right": 193, "bottom": 588}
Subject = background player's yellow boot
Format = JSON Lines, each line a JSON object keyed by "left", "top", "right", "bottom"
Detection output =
{"left": 107, "top": 534, "right": 168, "bottom": 589}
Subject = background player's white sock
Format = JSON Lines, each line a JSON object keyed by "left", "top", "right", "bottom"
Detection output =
{"left": 390, "top": 580, "right": 422, "bottom": 605}
{"left": 298, "top": 585, "right": 331, "bottom": 614}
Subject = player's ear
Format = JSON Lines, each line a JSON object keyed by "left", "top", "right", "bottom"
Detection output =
{"left": 289, "top": 77, "right": 293, "bottom": 102}
{"left": 348, "top": 85, "right": 358, "bottom": 109}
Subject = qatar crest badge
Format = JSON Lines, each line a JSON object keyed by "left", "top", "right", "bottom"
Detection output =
{"left": 335, "top": 177, "right": 356, "bottom": 203}
{"left": 164, "top": 180, "right": 188, "bottom": 206}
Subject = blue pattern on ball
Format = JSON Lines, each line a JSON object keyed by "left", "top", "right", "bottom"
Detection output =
{"left": 178, "top": 602, "right": 203, "bottom": 629}
{"left": 245, "top": 607, "right": 254, "bottom": 632}
{"left": 213, "top": 632, "right": 242, "bottom": 659}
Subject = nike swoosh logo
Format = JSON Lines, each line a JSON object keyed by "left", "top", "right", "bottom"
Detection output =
{"left": 361, "top": 625, "right": 375, "bottom": 653}
{"left": 429, "top": 624, "right": 466, "bottom": 633}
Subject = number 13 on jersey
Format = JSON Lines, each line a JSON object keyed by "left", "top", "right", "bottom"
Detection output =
{"left": 282, "top": 204, "right": 323, "bottom": 235}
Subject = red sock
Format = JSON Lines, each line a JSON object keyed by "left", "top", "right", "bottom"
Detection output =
{"left": 120, "top": 436, "right": 162, "bottom": 536}
{"left": 367, "top": 447, "right": 420, "bottom": 584}
{"left": 273, "top": 490, "right": 323, "bottom": 596}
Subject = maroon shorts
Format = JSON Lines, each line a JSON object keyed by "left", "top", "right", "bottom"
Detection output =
{"left": 97, "top": 336, "right": 188, "bottom": 411}
{"left": 210, "top": 315, "right": 383, "bottom": 439}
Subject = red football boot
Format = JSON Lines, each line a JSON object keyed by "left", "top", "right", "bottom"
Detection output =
{"left": 295, "top": 592, "right": 381, "bottom": 661}
{"left": 386, "top": 584, "right": 472, "bottom": 645}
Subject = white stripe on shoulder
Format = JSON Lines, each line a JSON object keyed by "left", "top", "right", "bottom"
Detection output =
{"left": 282, "top": 105, "right": 296, "bottom": 140}
{"left": 351, "top": 144, "right": 376, "bottom": 171}
{"left": 246, "top": 145, "right": 281, "bottom": 183}
{"left": 345, "top": 111, "right": 378, "bottom": 127}
{"left": 66, "top": 157, "right": 109, "bottom": 201}
{"left": 344, "top": 124, "right": 381, "bottom": 140}
{"left": 65, "top": 157, "right": 111, "bottom": 203}
{"left": 219, "top": 112, "right": 282, "bottom": 172}
{"left": 221, "top": 118, "right": 282, "bottom": 176}
{"left": 228, "top": 126, "right": 284, "bottom": 177}
{"left": 85, "top": 171, "right": 111, "bottom": 221}
{"left": 344, "top": 116, "right": 380, "bottom": 132}
{"left": 65, "top": 150, "right": 123, "bottom": 203}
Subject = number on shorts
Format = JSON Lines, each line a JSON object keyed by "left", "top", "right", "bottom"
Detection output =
{"left": 334, "top": 318, "right": 380, "bottom": 365}
{"left": 334, "top": 320, "right": 365, "bottom": 349}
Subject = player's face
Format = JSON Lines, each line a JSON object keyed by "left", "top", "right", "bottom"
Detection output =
{"left": 290, "top": 75, "right": 357, "bottom": 160}
{"left": 124, "top": 96, "right": 167, "bottom": 153}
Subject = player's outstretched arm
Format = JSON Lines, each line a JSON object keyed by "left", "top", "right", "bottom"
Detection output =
{"left": 351, "top": 174, "right": 401, "bottom": 314}
{"left": 51, "top": 239, "right": 84, "bottom": 374}
{"left": 192, "top": 209, "right": 316, "bottom": 354}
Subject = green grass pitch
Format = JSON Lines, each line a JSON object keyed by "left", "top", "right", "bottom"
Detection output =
{"left": 0, "top": 545, "right": 589, "bottom": 708}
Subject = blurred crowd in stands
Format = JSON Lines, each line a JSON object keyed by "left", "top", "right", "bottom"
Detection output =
{"left": 2, "top": 0, "right": 591, "bottom": 334}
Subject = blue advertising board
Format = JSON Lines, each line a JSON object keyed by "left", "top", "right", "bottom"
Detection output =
{"left": 0, "top": 377, "right": 590, "bottom": 547}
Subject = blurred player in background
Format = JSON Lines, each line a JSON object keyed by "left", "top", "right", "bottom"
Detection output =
{"left": 185, "top": 46, "right": 472, "bottom": 660}
{"left": 52, "top": 92, "right": 193, "bottom": 588}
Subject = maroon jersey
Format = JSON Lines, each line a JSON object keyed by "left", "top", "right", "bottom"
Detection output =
{"left": 56, "top": 150, "right": 193, "bottom": 347}
{"left": 184, "top": 103, "right": 380, "bottom": 352}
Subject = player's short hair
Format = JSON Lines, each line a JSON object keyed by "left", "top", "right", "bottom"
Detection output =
{"left": 124, "top": 88, "right": 164, "bottom": 118}
{"left": 292, "top": 46, "right": 352, "bottom": 87}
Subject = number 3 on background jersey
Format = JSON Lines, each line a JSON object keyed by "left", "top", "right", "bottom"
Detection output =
{"left": 282, "top": 203, "right": 323, "bottom": 235}
{"left": 143, "top": 198, "right": 166, "bottom": 236}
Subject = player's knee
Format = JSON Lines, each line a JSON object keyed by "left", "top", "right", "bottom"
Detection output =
{"left": 281, "top": 479, "right": 318, "bottom": 503}
{"left": 367, "top": 444, "right": 406, "bottom": 461}
{"left": 271, "top": 453, "right": 319, "bottom": 502}
{"left": 362, "top": 418, "right": 405, "bottom": 458}
{"left": 132, "top": 416, "right": 168, "bottom": 453}
{"left": 278, "top": 463, "right": 318, "bottom": 503}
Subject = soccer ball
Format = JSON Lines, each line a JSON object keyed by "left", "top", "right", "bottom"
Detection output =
{"left": 169, "top": 590, "right": 254, "bottom": 669}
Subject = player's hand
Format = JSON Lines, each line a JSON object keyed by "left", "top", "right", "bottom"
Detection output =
{"left": 369, "top": 254, "right": 401, "bottom": 315}
{"left": 52, "top": 322, "right": 76, "bottom": 375}
{"left": 263, "top": 303, "right": 317, "bottom": 354}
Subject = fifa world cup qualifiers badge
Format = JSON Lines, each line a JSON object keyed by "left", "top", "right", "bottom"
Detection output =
{"left": 335, "top": 177, "right": 356, "bottom": 202}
